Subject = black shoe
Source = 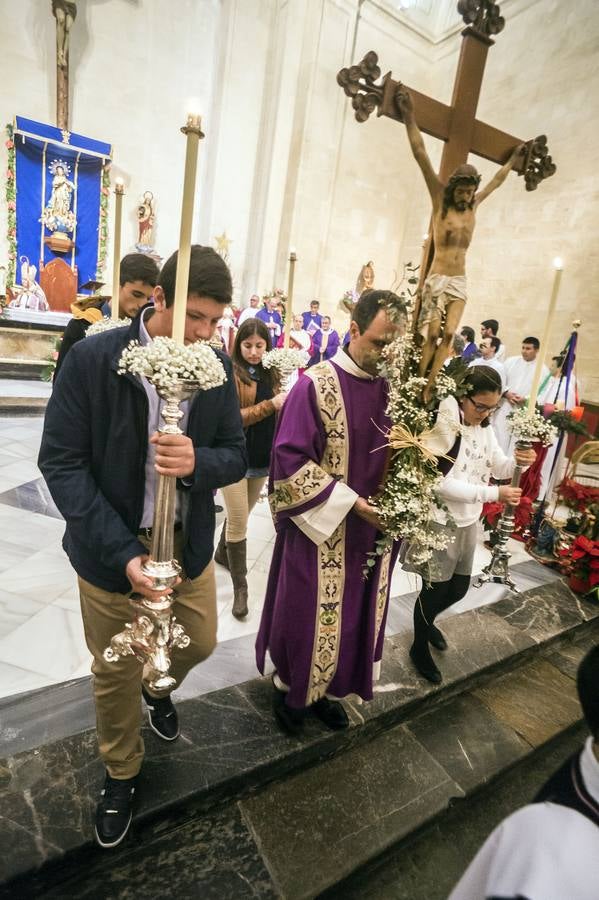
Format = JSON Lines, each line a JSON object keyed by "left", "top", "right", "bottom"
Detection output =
{"left": 142, "top": 686, "right": 180, "bottom": 741}
{"left": 94, "top": 773, "right": 136, "bottom": 849}
{"left": 214, "top": 503, "right": 224, "bottom": 513}
{"left": 428, "top": 623, "right": 447, "bottom": 651}
{"left": 312, "top": 697, "right": 349, "bottom": 730}
{"left": 272, "top": 687, "right": 304, "bottom": 736}
{"left": 409, "top": 644, "right": 442, "bottom": 685}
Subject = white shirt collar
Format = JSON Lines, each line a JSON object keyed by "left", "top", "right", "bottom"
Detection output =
{"left": 331, "top": 347, "right": 377, "bottom": 380}
{"left": 139, "top": 306, "right": 154, "bottom": 347}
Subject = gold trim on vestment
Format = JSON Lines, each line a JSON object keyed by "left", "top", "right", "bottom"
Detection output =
{"left": 271, "top": 461, "right": 332, "bottom": 513}
{"left": 305, "top": 362, "right": 348, "bottom": 704}
{"left": 373, "top": 548, "right": 392, "bottom": 656}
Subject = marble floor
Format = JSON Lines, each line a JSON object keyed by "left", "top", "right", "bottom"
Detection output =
{"left": 0, "top": 413, "right": 556, "bottom": 713}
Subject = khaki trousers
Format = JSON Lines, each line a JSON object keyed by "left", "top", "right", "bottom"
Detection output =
{"left": 222, "top": 476, "right": 266, "bottom": 542}
{"left": 78, "top": 534, "right": 217, "bottom": 779}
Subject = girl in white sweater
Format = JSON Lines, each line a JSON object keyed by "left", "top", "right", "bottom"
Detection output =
{"left": 405, "top": 366, "right": 536, "bottom": 684}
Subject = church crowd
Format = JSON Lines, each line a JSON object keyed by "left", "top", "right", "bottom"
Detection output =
{"left": 35, "top": 244, "right": 597, "bottom": 893}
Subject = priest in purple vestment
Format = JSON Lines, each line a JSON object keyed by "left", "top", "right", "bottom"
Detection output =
{"left": 307, "top": 316, "right": 340, "bottom": 367}
{"left": 256, "top": 290, "right": 404, "bottom": 733}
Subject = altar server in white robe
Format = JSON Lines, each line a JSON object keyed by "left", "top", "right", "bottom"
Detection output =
{"left": 492, "top": 336, "right": 548, "bottom": 454}
{"left": 537, "top": 354, "right": 581, "bottom": 497}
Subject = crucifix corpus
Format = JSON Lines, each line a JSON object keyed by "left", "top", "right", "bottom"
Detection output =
{"left": 51, "top": 0, "right": 78, "bottom": 132}
{"left": 338, "top": 0, "right": 556, "bottom": 400}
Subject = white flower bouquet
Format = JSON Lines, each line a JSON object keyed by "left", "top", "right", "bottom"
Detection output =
{"left": 507, "top": 406, "right": 558, "bottom": 446}
{"left": 118, "top": 337, "right": 227, "bottom": 392}
{"left": 86, "top": 316, "right": 130, "bottom": 337}
{"left": 369, "top": 329, "right": 457, "bottom": 573}
{"left": 262, "top": 347, "right": 309, "bottom": 372}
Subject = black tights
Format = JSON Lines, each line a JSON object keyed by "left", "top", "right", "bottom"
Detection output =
{"left": 412, "top": 573, "right": 471, "bottom": 650}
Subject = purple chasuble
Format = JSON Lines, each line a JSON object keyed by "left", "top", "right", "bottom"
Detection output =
{"left": 255, "top": 350, "right": 399, "bottom": 708}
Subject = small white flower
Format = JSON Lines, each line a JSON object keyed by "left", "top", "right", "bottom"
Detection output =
{"left": 86, "top": 317, "right": 130, "bottom": 337}
{"left": 118, "top": 337, "right": 227, "bottom": 392}
{"left": 262, "top": 348, "right": 309, "bottom": 371}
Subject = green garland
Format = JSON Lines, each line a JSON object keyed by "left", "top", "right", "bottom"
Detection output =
{"left": 96, "top": 163, "right": 110, "bottom": 278}
{"left": 5, "top": 123, "right": 16, "bottom": 287}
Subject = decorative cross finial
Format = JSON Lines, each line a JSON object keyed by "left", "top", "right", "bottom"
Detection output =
{"left": 337, "top": 51, "right": 384, "bottom": 123}
{"left": 458, "top": 0, "right": 505, "bottom": 36}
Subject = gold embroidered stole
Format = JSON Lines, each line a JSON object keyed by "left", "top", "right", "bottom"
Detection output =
{"left": 303, "top": 362, "right": 349, "bottom": 704}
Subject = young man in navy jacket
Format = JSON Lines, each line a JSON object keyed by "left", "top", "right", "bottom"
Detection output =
{"left": 39, "top": 246, "right": 247, "bottom": 847}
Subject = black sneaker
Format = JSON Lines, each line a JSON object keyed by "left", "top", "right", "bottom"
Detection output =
{"left": 142, "top": 686, "right": 180, "bottom": 741}
{"left": 95, "top": 773, "right": 136, "bottom": 849}
{"left": 312, "top": 697, "right": 349, "bottom": 730}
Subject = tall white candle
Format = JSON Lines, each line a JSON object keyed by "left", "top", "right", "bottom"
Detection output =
{"left": 527, "top": 257, "right": 564, "bottom": 414}
{"left": 111, "top": 179, "right": 124, "bottom": 320}
{"left": 171, "top": 113, "right": 204, "bottom": 344}
{"left": 283, "top": 249, "right": 297, "bottom": 349}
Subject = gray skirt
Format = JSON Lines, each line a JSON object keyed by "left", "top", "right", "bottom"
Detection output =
{"left": 400, "top": 521, "right": 478, "bottom": 584}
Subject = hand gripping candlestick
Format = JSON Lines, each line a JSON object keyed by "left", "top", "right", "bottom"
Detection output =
{"left": 474, "top": 440, "right": 531, "bottom": 594}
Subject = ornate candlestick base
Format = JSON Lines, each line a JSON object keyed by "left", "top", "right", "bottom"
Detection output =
{"left": 103, "top": 378, "right": 199, "bottom": 691}
{"left": 474, "top": 440, "right": 532, "bottom": 594}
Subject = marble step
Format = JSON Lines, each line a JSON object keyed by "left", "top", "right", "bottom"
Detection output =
{"left": 1, "top": 580, "right": 597, "bottom": 895}
{"left": 7, "top": 622, "right": 597, "bottom": 900}
{"left": 323, "top": 720, "right": 589, "bottom": 900}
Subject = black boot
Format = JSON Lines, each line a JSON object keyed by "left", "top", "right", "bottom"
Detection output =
{"left": 428, "top": 574, "right": 471, "bottom": 649}
{"left": 272, "top": 684, "right": 304, "bottom": 735}
{"left": 410, "top": 588, "right": 445, "bottom": 684}
{"left": 214, "top": 522, "right": 229, "bottom": 568}
{"left": 227, "top": 538, "right": 248, "bottom": 619}
{"left": 312, "top": 697, "right": 349, "bottom": 730}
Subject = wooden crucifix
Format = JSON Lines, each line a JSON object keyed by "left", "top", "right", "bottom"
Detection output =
{"left": 337, "top": 0, "right": 556, "bottom": 396}
{"left": 51, "top": 0, "right": 78, "bottom": 132}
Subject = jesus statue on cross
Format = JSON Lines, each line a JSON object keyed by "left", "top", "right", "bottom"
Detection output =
{"left": 395, "top": 86, "right": 525, "bottom": 399}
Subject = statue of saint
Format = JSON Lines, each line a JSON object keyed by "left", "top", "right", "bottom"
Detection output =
{"left": 9, "top": 257, "right": 49, "bottom": 312}
{"left": 395, "top": 86, "right": 525, "bottom": 399}
{"left": 42, "top": 159, "right": 76, "bottom": 233}
{"left": 52, "top": 0, "right": 77, "bottom": 69}
{"left": 137, "top": 191, "right": 156, "bottom": 248}
{"left": 355, "top": 260, "right": 375, "bottom": 296}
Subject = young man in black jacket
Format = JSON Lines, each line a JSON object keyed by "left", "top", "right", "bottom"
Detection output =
{"left": 39, "top": 246, "right": 247, "bottom": 848}
{"left": 53, "top": 252, "right": 159, "bottom": 380}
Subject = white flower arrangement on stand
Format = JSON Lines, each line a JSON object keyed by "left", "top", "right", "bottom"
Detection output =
{"left": 86, "top": 316, "right": 130, "bottom": 337}
{"left": 118, "top": 337, "right": 227, "bottom": 392}
{"left": 507, "top": 406, "right": 558, "bottom": 446}
{"left": 262, "top": 347, "right": 309, "bottom": 390}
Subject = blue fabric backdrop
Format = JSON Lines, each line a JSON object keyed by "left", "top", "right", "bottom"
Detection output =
{"left": 14, "top": 117, "right": 111, "bottom": 288}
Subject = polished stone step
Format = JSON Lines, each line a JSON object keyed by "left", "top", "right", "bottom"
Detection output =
{"left": 1, "top": 580, "right": 597, "bottom": 896}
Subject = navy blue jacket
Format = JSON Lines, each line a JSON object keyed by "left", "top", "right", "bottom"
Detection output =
{"left": 38, "top": 313, "right": 247, "bottom": 593}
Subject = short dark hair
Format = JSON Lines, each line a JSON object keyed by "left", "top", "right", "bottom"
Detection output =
{"left": 523, "top": 336, "right": 540, "bottom": 349}
{"left": 158, "top": 245, "right": 232, "bottom": 308}
{"left": 452, "top": 334, "right": 465, "bottom": 354}
{"left": 231, "top": 318, "right": 274, "bottom": 389}
{"left": 487, "top": 336, "right": 501, "bottom": 352}
{"left": 119, "top": 253, "right": 159, "bottom": 288}
{"left": 461, "top": 326, "right": 475, "bottom": 343}
{"left": 351, "top": 289, "right": 404, "bottom": 333}
{"left": 577, "top": 646, "right": 599, "bottom": 740}
{"left": 310, "top": 300, "right": 320, "bottom": 307}
{"left": 481, "top": 319, "right": 499, "bottom": 334}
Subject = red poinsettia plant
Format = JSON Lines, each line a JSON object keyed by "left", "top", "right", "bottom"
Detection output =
{"left": 481, "top": 496, "right": 534, "bottom": 539}
{"left": 557, "top": 477, "right": 599, "bottom": 512}
{"left": 559, "top": 534, "right": 599, "bottom": 594}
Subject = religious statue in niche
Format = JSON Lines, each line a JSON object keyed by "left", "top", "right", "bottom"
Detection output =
{"left": 41, "top": 158, "right": 77, "bottom": 237}
{"left": 395, "top": 87, "right": 525, "bottom": 399}
{"left": 8, "top": 256, "right": 49, "bottom": 312}
{"left": 136, "top": 191, "right": 156, "bottom": 250}
{"left": 355, "top": 260, "right": 375, "bottom": 296}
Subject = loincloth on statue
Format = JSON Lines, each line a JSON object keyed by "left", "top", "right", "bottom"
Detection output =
{"left": 418, "top": 274, "right": 467, "bottom": 332}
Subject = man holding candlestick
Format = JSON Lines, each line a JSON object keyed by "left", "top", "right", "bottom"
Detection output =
{"left": 39, "top": 245, "right": 247, "bottom": 848}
